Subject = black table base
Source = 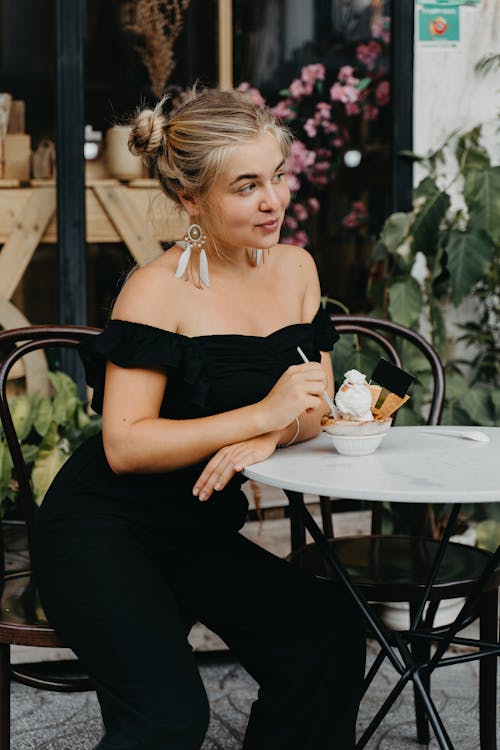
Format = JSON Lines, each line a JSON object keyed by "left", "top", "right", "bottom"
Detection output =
{"left": 285, "top": 492, "right": 500, "bottom": 750}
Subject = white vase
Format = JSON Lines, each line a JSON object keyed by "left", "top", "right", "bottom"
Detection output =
{"left": 105, "top": 125, "right": 145, "bottom": 181}
{"left": 380, "top": 527, "right": 477, "bottom": 630}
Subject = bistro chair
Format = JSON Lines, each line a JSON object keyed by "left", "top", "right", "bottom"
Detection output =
{"left": 0, "top": 324, "right": 198, "bottom": 750}
{"left": 0, "top": 325, "right": 101, "bottom": 750}
{"left": 287, "top": 315, "right": 500, "bottom": 749}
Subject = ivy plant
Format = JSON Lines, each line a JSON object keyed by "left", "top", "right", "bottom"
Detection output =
{"left": 0, "top": 372, "right": 101, "bottom": 516}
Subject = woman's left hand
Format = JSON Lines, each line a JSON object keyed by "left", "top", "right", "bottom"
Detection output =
{"left": 192, "top": 432, "right": 279, "bottom": 502}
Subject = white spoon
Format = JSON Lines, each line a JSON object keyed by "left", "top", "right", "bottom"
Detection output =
{"left": 422, "top": 429, "right": 490, "bottom": 443}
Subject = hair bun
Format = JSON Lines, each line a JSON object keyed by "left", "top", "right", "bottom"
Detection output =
{"left": 129, "top": 102, "right": 166, "bottom": 158}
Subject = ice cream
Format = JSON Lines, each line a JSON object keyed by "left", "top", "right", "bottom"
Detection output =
{"left": 334, "top": 369, "right": 374, "bottom": 421}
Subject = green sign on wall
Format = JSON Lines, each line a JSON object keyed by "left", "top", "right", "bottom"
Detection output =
{"left": 418, "top": 5, "right": 460, "bottom": 45}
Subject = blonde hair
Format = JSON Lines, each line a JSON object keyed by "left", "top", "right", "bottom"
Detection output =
{"left": 128, "top": 88, "right": 292, "bottom": 211}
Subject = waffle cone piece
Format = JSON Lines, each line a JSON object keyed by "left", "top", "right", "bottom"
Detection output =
{"left": 372, "top": 392, "right": 409, "bottom": 420}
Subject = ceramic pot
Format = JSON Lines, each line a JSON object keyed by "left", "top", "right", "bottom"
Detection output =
{"left": 105, "top": 125, "right": 145, "bottom": 181}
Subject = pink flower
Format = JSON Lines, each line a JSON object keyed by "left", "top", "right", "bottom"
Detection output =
{"left": 356, "top": 41, "right": 382, "bottom": 72}
{"left": 371, "top": 16, "right": 391, "bottom": 44}
{"left": 332, "top": 138, "right": 344, "bottom": 148}
{"left": 294, "top": 203, "right": 308, "bottom": 221}
{"left": 272, "top": 99, "right": 295, "bottom": 121}
{"left": 283, "top": 215, "right": 298, "bottom": 230}
{"left": 307, "top": 174, "right": 328, "bottom": 186}
{"left": 363, "top": 105, "right": 379, "bottom": 121}
{"left": 352, "top": 201, "right": 367, "bottom": 215}
{"left": 338, "top": 65, "right": 355, "bottom": 83}
{"left": 237, "top": 82, "right": 266, "bottom": 107}
{"left": 345, "top": 102, "right": 360, "bottom": 116}
{"left": 289, "top": 140, "right": 316, "bottom": 173}
{"left": 301, "top": 63, "right": 325, "bottom": 84}
{"left": 289, "top": 78, "right": 313, "bottom": 98}
{"left": 315, "top": 102, "right": 332, "bottom": 120}
{"left": 342, "top": 212, "right": 360, "bottom": 229}
{"left": 330, "top": 83, "right": 359, "bottom": 104}
{"left": 323, "top": 122, "right": 339, "bottom": 135}
{"left": 293, "top": 230, "right": 309, "bottom": 247}
{"left": 307, "top": 197, "right": 320, "bottom": 214}
{"left": 304, "top": 118, "right": 318, "bottom": 138}
{"left": 286, "top": 173, "right": 301, "bottom": 192}
{"left": 314, "top": 161, "right": 330, "bottom": 172}
{"left": 375, "top": 80, "right": 390, "bottom": 107}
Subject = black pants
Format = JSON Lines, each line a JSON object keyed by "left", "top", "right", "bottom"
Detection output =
{"left": 32, "top": 495, "right": 366, "bottom": 750}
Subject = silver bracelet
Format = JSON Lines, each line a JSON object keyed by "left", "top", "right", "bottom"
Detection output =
{"left": 278, "top": 417, "right": 300, "bottom": 448}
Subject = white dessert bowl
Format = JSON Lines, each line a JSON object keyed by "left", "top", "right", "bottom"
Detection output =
{"left": 327, "top": 432, "right": 387, "bottom": 456}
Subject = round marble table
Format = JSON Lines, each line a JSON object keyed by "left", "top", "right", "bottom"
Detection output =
{"left": 243, "top": 426, "right": 500, "bottom": 750}
{"left": 244, "top": 426, "right": 500, "bottom": 504}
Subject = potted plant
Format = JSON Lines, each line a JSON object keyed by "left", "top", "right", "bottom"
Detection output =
{"left": 0, "top": 371, "right": 101, "bottom": 518}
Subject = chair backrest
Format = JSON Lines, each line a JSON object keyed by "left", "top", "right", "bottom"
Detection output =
{"left": 329, "top": 314, "right": 445, "bottom": 426}
{"left": 0, "top": 325, "right": 100, "bottom": 559}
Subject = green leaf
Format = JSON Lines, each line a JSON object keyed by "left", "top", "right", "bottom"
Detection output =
{"left": 379, "top": 212, "right": 412, "bottom": 254}
{"left": 394, "top": 406, "right": 424, "bottom": 426}
{"left": 429, "top": 299, "right": 447, "bottom": 358}
{"left": 48, "top": 371, "right": 78, "bottom": 399}
{"left": 10, "top": 395, "right": 35, "bottom": 442}
{"left": 21, "top": 443, "right": 39, "bottom": 465}
{"left": 461, "top": 384, "right": 495, "bottom": 426}
{"left": 441, "top": 404, "right": 473, "bottom": 425}
{"left": 464, "top": 166, "right": 500, "bottom": 245}
{"left": 476, "top": 520, "right": 500, "bottom": 552}
{"left": 31, "top": 423, "right": 69, "bottom": 505}
{"left": 388, "top": 278, "right": 423, "bottom": 327}
{"left": 331, "top": 334, "right": 381, "bottom": 388}
{"left": 491, "top": 389, "right": 500, "bottom": 424}
{"left": 411, "top": 178, "right": 450, "bottom": 258}
{"left": 356, "top": 77, "right": 371, "bottom": 91}
{"left": 371, "top": 241, "right": 388, "bottom": 263}
{"left": 446, "top": 229, "right": 494, "bottom": 306}
{"left": 33, "top": 397, "right": 53, "bottom": 437}
{"left": 0, "top": 440, "right": 13, "bottom": 490}
{"left": 398, "top": 150, "right": 425, "bottom": 162}
{"left": 455, "top": 128, "right": 490, "bottom": 174}
{"left": 445, "top": 372, "right": 469, "bottom": 401}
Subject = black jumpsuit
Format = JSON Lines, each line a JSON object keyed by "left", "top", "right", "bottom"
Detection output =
{"left": 32, "top": 306, "right": 366, "bottom": 750}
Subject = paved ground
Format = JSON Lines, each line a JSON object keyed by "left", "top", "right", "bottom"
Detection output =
{"left": 10, "top": 636, "right": 497, "bottom": 749}
{"left": 8, "top": 483, "right": 499, "bottom": 748}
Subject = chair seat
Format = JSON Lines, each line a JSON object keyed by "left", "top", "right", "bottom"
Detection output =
{"left": 289, "top": 535, "right": 500, "bottom": 601}
{"left": 0, "top": 572, "right": 62, "bottom": 647}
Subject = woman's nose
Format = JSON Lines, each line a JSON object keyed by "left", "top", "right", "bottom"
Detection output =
{"left": 259, "top": 185, "right": 281, "bottom": 211}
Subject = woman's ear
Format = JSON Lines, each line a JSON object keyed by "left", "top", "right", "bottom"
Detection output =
{"left": 177, "top": 190, "right": 200, "bottom": 219}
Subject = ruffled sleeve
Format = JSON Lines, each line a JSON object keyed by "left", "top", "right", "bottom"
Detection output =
{"left": 79, "top": 320, "right": 209, "bottom": 413}
{"left": 311, "top": 306, "right": 340, "bottom": 351}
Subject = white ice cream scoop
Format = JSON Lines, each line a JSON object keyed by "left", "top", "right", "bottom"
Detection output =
{"left": 335, "top": 381, "right": 373, "bottom": 421}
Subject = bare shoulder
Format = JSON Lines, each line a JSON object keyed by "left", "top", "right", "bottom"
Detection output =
{"left": 272, "top": 244, "right": 321, "bottom": 320}
{"left": 111, "top": 248, "right": 183, "bottom": 331}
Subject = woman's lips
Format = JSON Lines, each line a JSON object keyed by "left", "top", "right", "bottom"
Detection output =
{"left": 256, "top": 218, "right": 280, "bottom": 232}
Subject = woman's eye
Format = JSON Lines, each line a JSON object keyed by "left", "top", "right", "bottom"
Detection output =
{"left": 272, "top": 172, "right": 285, "bottom": 183}
{"left": 240, "top": 183, "right": 256, "bottom": 194}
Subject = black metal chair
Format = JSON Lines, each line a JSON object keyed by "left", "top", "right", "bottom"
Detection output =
{"left": 0, "top": 325, "right": 101, "bottom": 750}
{"left": 287, "top": 315, "right": 500, "bottom": 749}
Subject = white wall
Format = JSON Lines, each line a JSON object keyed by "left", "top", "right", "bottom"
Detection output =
{"left": 414, "top": 0, "right": 500, "bottom": 170}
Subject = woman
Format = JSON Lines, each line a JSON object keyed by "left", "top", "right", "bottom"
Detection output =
{"left": 33, "top": 88, "right": 365, "bottom": 750}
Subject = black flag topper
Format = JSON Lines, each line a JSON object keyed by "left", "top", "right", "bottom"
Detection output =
{"left": 370, "top": 358, "right": 415, "bottom": 398}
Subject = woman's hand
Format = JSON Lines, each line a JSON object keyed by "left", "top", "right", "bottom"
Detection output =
{"left": 259, "top": 362, "right": 327, "bottom": 433}
{"left": 192, "top": 432, "right": 280, "bottom": 502}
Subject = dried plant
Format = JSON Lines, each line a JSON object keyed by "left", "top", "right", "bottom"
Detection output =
{"left": 123, "top": 0, "right": 191, "bottom": 97}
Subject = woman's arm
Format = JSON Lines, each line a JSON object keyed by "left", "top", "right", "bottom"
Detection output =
{"left": 102, "top": 264, "right": 328, "bottom": 474}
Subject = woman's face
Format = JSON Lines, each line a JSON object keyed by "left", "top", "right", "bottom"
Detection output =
{"left": 203, "top": 130, "right": 290, "bottom": 255}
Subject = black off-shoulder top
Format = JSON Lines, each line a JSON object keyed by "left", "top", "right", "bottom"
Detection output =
{"left": 45, "top": 306, "right": 339, "bottom": 533}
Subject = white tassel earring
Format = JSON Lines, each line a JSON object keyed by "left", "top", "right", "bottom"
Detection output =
{"left": 251, "top": 248, "right": 264, "bottom": 266}
{"left": 175, "top": 223, "right": 210, "bottom": 288}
